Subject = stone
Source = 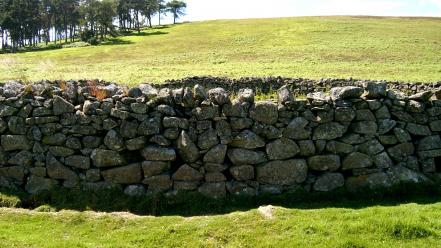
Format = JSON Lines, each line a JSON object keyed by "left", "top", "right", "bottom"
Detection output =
{"left": 373, "top": 152, "right": 394, "bottom": 168}
{"left": 0, "top": 166, "right": 26, "bottom": 181}
{"left": 282, "top": 117, "right": 311, "bottom": 140}
{"left": 326, "top": 141, "right": 353, "bottom": 155}
{"left": 0, "top": 120, "right": 7, "bottom": 134}
{"left": 313, "top": 173, "right": 345, "bottom": 192}
{"left": 104, "top": 130, "right": 125, "bottom": 151}
{"left": 86, "top": 169, "right": 101, "bottom": 182}
{"left": 48, "top": 146, "right": 75, "bottom": 157}
{"left": 52, "top": 96, "right": 75, "bottom": 115}
{"left": 144, "top": 175, "right": 172, "bottom": 192}
{"left": 277, "top": 85, "right": 294, "bottom": 104}
{"left": 142, "top": 161, "right": 170, "bottom": 177}
{"left": 364, "top": 82, "right": 387, "bottom": 99}
{"left": 406, "top": 123, "right": 431, "bottom": 136}
{"left": 1, "top": 135, "right": 30, "bottom": 151}
{"left": 157, "top": 104, "right": 176, "bottom": 116}
{"left": 65, "top": 155, "right": 90, "bottom": 169}
{"left": 227, "top": 148, "right": 267, "bottom": 165}
{"left": 250, "top": 101, "right": 278, "bottom": 125}
{"left": 351, "top": 121, "right": 377, "bottom": 135}
{"left": 83, "top": 100, "right": 100, "bottom": 115}
{"left": 417, "top": 149, "right": 441, "bottom": 159}
{"left": 231, "top": 130, "right": 265, "bottom": 149}
{"left": 345, "top": 173, "right": 392, "bottom": 192}
{"left": 163, "top": 117, "right": 189, "bottom": 129}
{"left": 0, "top": 105, "right": 18, "bottom": 117}
{"left": 237, "top": 88, "right": 255, "bottom": 103}
{"left": 193, "top": 84, "right": 207, "bottom": 101}
{"left": 46, "top": 155, "right": 78, "bottom": 181}
{"left": 91, "top": 149, "right": 125, "bottom": 168}
{"left": 204, "top": 163, "right": 228, "bottom": 173}
{"left": 408, "top": 91, "right": 433, "bottom": 102}
{"left": 138, "top": 117, "right": 161, "bottom": 136}
{"left": 394, "top": 128, "right": 411, "bottom": 143}
{"left": 141, "top": 146, "right": 176, "bottom": 161}
{"left": 430, "top": 120, "right": 441, "bottom": 131}
{"left": 208, "top": 88, "right": 230, "bottom": 105}
{"left": 124, "top": 185, "right": 146, "bottom": 196}
{"left": 375, "top": 106, "right": 391, "bottom": 119}
{"left": 197, "top": 129, "right": 219, "bottom": 150}
{"left": 298, "top": 140, "right": 316, "bottom": 156}
{"left": 8, "top": 150, "right": 33, "bottom": 166}
{"left": 120, "top": 120, "right": 139, "bottom": 138}
{"left": 7, "top": 116, "right": 26, "bottom": 134}
{"left": 335, "top": 107, "right": 356, "bottom": 122}
{"left": 42, "top": 133, "right": 66, "bottom": 146}
{"left": 172, "top": 164, "right": 203, "bottom": 181}
{"left": 342, "top": 152, "right": 373, "bottom": 170}
{"left": 230, "top": 165, "right": 255, "bottom": 181}
{"left": 389, "top": 166, "right": 429, "bottom": 184}
{"left": 125, "top": 137, "right": 146, "bottom": 151}
{"left": 266, "top": 138, "right": 300, "bottom": 160}
{"left": 377, "top": 119, "right": 396, "bottom": 135}
{"left": 193, "top": 106, "right": 219, "bottom": 120}
{"left": 82, "top": 136, "right": 102, "bottom": 148}
{"left": 205, "top": 172, "right": 226, "bottom": 182}
{"left": 308, "top": 155, "right": 341, "bottom": 171}
{"left": 198, "top": 182, "right": 226, "bottom": 198}
{"left": 252, "top": 123, "right": 281, "bottom": 140}
{"left": 358, "top": 139, "right": 384, "bottom": 156}
{"left": 102, "top": 163, "right": 142, "bottom": 184}
{"left": 427, "top": 107, "right": 441, "bottom": 117}
{"left": 226, "top": 181, "right": 257, "bottom": 197}
{"left": 418, "top": 135, "right": 441, "bottom": 151}
{"left": 223, "top": 100, "right": 248, "bottom": 118}
{"left": 387, "top": 143, "right": 415, "bottom": 162}
{"left": 256, "top": 159, "right": 308, "bottom": 185}
{"left": 356, "top": 109, "right": 375, "bottom": 121}
{"left": 66, "top": 137, "right": 82, "bottom": 150}
{"left": 203, "top": 144, "right": 227, "bottom": 164}
{"left": 307, "top": 91, "right": 330, "bottom": 105}
{"left": 330, "top": 86, "right": 364, "bottom": 100}
{"left": 110, "top": 109, "right": 130, "bottom": 120}
{"left": 25, "top": 176, "right": 57, "bottom": 194}
{"left": 378, "top": 135, "right": 398, "bottom": 146}
{"left": 177, "top": 131, "right": 200, "bottom": 163}
{"left": 127, "top": 87, "right": 142, "bottom": 98}
{"left": 313, "top": 122, "right": 346, "bottom": 140}
{"left": 130, "top": 103, "right": 148, "bottom": 114}
{"left": 216, "top": 120, "right": 233, "bottom": 144}
{"left": 407, "top": 100, "right": 425, "bottom": 113}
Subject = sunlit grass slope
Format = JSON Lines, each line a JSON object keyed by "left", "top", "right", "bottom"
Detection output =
{"left": 1, "top": 202, "right": 441, "bottom": 247}
{"left": 1, "top": 16, "right": 441, "bottom": 85}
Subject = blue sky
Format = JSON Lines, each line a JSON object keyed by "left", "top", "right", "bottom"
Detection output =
{"left": 174, "top": 0, "right": 441, "bottom": 22}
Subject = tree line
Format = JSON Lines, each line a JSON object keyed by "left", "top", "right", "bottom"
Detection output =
{"left": 0, "top": 0, "right": 187, "bottom": 51}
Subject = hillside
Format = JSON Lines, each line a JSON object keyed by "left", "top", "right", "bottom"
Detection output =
{"left": 1, "top": 16, "right": 440, "bottom": 84}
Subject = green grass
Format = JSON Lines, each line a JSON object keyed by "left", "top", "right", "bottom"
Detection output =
{"left": 1, "top": 201, "right": 441, "bottom": 247}
{"left": 1, "top": 16, "right": 441, "bottom": 85}
{"left": 1, "top": 185, "right": 441, "bottom": 247}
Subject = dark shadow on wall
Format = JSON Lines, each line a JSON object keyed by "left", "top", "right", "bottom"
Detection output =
{"left": 1, "top": 183, "right": 441, "bottom": 217}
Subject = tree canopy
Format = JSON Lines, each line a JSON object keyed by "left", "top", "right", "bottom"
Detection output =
{"left": 0, "top": 0, "right": 187, "bottom": 52}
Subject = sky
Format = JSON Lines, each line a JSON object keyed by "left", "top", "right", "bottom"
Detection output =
{"left": 171, "top": 0, "right": 441, "bottom": 22}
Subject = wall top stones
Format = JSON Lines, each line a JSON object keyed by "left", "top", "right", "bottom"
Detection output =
{"left": 1, "top": 78, "right": 441, "bottom": 198}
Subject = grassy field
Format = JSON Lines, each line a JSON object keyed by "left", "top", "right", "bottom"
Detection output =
{"left": 1, "top": 186, "right": 441, "bottom": 247}
{"left": 1, "top": 16, "right": 441, "bottom": 85}
{"left": 1, "top": 202, "right": 441, "bottom": 247}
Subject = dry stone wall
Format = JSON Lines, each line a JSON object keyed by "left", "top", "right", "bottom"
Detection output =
{"left": 1, "top": 79, "right": 441, "bottom": 198}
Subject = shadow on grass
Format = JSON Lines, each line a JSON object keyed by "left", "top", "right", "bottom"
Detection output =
{"left": 2, "top": 183, "right": 441, "bottom": 217}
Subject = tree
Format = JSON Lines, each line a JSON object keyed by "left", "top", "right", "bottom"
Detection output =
{"left": 166, "top": 0, "right": 186, "bottom": 24}
{"left": 96, "top": 0, "right": 117, "bottom": 38}
{"left": 156, "top": 0, "right": 165, "bottom": 26}
{"left": 142, "top": 0, "right": 158, "bottom": 28}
